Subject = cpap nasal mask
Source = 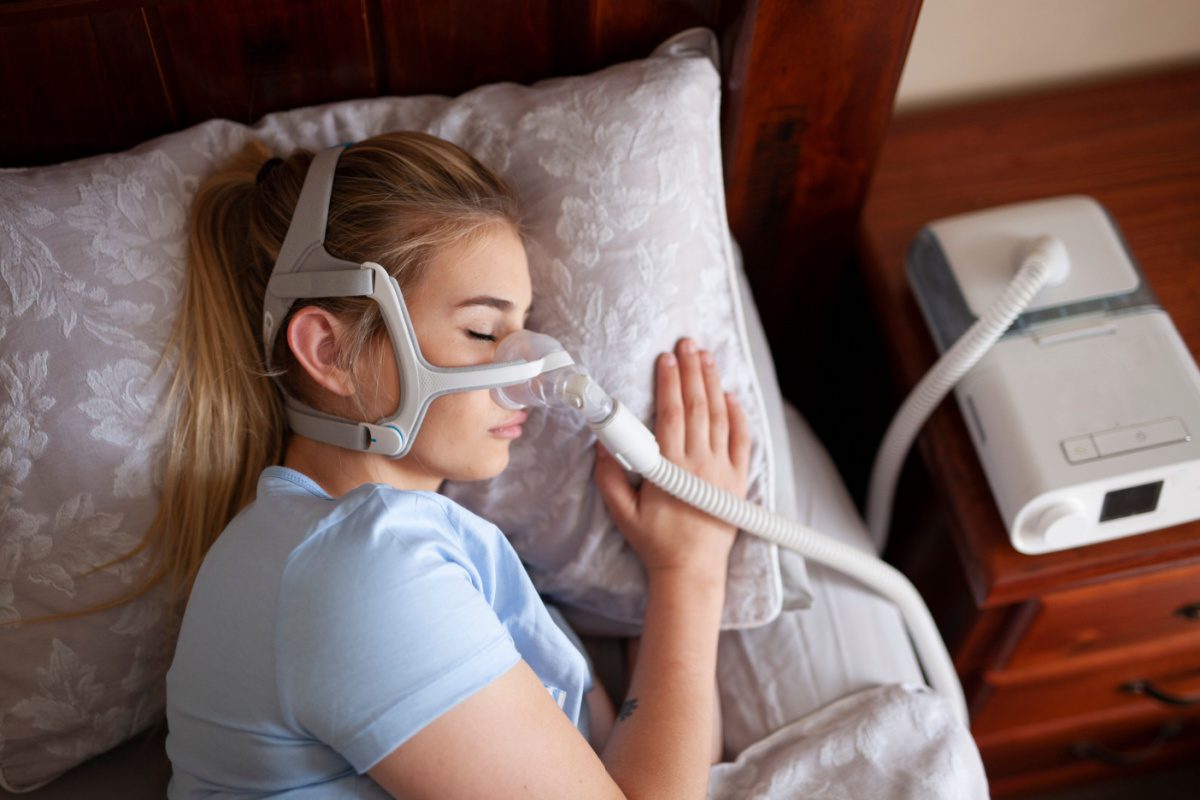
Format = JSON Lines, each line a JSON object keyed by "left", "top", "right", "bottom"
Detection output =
{"left": 264, "top": 143, "right": 975, "bottom": 725}
{"left": 261, "top": 145, "right": 573, "bottom": 458}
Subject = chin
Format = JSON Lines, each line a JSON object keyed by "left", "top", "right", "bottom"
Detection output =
{"left": 453, "top": 447, "right": 510, "bottom": 482}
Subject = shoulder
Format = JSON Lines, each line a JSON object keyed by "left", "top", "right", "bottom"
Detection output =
{"left": 278, "top": 484, "right": 514, "bottom": 600}
{"left": 334, "top": 485, "right": 504, "bottom": 556}
{"left": 287, "top": 485, "right": 453, "bottom": 566}
{"left": 272, "top": 489, "right": 528, "bottom": 768}
{"left": 252, "top": 466, "right": 499, "bottom": 545}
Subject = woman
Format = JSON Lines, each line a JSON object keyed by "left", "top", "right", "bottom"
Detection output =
{"left": 161, "top": 131, "right": 749, "bottom": 798}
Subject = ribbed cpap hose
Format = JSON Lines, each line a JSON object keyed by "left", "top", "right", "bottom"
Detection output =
{"left": 586, "top": 392, "right": 977, "bottom": 721}
{"left": 508, "top": 235, "right": 1070, "bottom": 728}
{"left": 640, "top": 455, "right": 968, "bottom": 723}
{"left": 864, "top": 235, "right": 1069, "bottom": 552}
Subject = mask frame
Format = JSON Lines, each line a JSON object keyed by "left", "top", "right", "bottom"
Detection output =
{"left": 261, "top": 145, "right": 572, "bottom": 457}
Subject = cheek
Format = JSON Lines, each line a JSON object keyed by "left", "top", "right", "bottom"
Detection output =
{"left": 414, "top": 391, "right": 512, "bottom": 479}
{"left": 362, "top": 348, "right": 402, "bottom": 418}
{"left": 420, "top": 390, "right": 494, "bottom": 441}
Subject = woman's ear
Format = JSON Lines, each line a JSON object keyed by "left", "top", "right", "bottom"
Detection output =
{"left": 286, "top": 307, "right": 355, "bottom": 397}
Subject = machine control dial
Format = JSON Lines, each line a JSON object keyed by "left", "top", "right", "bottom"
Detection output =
{"left": 1035, "top": 501, "right": 1091, "bottom": 548}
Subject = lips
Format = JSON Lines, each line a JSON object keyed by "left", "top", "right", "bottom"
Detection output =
{"left": 489, "top": 410, "right": 528, "bottom": 439}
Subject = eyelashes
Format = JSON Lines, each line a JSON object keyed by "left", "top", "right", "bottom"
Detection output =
{"left": 467, "top": 330, "right": 497, "bottom": 342}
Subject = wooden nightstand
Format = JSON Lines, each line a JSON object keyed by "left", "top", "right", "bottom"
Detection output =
{"left": 858, "top": 67, "right": 1200, "bottom": 797}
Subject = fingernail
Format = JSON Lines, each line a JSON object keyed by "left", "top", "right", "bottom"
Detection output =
{"left": 726, "top": 391, "right": 739, "bottom": 404}
{"left": 680, "top": 339, "right": 696, "bottom": 355}
{"left": 701, "top": 350, "right": 715, "bottom": 366}
{"left": 662, "top": 352, "right": 677, "bottom": 367}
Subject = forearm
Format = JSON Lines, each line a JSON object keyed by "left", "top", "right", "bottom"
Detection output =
{"left": 621, "top": 640, "right": 723, "bottom": 765}
{"left": 600, "top": 569, "right": 725, "bottom": 800}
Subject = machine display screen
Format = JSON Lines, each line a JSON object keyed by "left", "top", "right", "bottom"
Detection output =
{"left": 1099, "top": 481, "right": 1163, "bottom": 522}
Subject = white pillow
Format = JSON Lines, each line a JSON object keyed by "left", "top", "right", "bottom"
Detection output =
{"left": 0, "top": 28, "right": 807, "bottom": 789}
{"left": 437, "top": 31, "right": 790, "bottom": 632}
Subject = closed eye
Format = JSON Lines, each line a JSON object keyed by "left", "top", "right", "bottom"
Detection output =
{"left": 468, "top": 330, "right": 497, "bottom": 342}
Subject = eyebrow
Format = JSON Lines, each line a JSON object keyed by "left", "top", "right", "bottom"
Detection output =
{"left": 456, "top": 295, "right": 533, "bottom": 320}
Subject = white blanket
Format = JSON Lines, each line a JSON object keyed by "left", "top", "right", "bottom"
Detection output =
{"left": 709, "top": 683, "right": 989, "bottom": 799}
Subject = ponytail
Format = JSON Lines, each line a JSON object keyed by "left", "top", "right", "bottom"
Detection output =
{"left": 79, "top": 141, "right": 291, "bottom": 618}
{"left": 152, "top": 141, "right": 291, "bottom": 612}
{"left": 65, "top": 132, "right": 521, "bottom": 618}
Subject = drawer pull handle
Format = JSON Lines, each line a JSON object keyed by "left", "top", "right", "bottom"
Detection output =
{"left": 1072, "top": 722, "right": 1183, "bottom": 766}
{"left": 1121, "top": 679, "right": 1200, "bottom": 707}
{"left": 1176, "top": 602, "right": 1200, "bottom": 621}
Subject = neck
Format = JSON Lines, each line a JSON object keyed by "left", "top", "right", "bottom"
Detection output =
{"left": 283, "top": 434, "right": 443, "bottom": 497}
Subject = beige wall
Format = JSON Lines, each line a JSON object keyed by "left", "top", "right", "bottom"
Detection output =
{"left": 895, "top": 0, "right": 1200, "bottom": 112}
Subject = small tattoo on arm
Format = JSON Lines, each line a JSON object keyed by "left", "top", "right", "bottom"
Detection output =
{"left": 617, "top": 697, "right": 638, "bottom": 721}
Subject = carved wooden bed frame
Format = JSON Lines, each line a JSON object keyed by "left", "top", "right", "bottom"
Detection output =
{"left": 1, "top": 0, "right": 921, "bottom": 411}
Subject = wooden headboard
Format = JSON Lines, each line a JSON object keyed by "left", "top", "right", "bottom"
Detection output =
{"left": 0, "top": 0, "right": 920, "bottom": 455}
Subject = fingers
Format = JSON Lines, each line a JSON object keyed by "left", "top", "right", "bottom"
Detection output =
{"left": 657, "top": 339, "right": 738, "bottom": 461}
{"left": 654, "top": 352, "right": 684, "bottom": 456}
{"left": 727, "top": 391, "right": 752, "bottom": 477}
{"left": 675, "top": 339, "right": 710, "bottom": 455}
{"left": 700, "top": 348, "right": 728, "bottom": 453}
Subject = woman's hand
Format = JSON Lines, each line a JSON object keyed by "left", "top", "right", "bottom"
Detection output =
{"left": 593, "top": 337, "right": 751, "bottom": 583}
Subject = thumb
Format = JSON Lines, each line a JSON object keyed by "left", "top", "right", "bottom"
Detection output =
{"left": 593, "top": 444, "right": 638, "bottom": 527}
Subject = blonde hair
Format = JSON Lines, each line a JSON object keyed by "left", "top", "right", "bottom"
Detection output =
{"left": 102, "top": 132, "right": 521, "bottom": 616}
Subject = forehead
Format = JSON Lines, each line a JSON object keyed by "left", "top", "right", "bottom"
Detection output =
{"left": 410, "top": 225, "right": 531, "bottom": 309}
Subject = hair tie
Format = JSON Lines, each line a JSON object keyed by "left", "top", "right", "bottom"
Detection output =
{"left": 256, "top": 157, "right": 283, "bottom": 185}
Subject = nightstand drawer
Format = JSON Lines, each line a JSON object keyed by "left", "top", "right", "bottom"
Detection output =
{"left": 1005, "top": 561, "right": 1200, "bottom": 670}
{"left": 979, "top": 703, "right": 1200, "bottom": 797}
{"left": 976, "top": 637, "right": 1200, "bottom": 732}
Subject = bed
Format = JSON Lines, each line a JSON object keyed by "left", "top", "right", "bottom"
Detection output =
{"left": 0, "top": 0, "right": 988, "bottom": 796}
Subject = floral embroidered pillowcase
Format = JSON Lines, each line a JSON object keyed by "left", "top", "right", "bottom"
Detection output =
{"left": 0, "top": 28, "right": 805, "bottom": 789}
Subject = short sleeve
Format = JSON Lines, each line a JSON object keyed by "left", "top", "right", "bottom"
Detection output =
{"left": 276, "top": 492, "right": 521, "bottom": 774}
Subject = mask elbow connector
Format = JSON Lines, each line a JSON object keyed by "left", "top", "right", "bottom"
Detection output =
{"left": 561, "top": 372, "right": 615, "bottom": 424}
{"left": 490, "top": 331, "right": 614, "bottom": 422}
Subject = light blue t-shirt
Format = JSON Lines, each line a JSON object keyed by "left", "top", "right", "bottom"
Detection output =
{"left": 165, "top": 466, "right": 591, "bottom": 798}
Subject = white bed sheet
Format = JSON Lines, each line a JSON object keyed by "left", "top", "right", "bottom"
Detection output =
{"left": 717, "top": 402, "right": 924, "bottom": 754}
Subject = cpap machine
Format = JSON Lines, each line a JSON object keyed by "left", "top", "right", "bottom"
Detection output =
{"left": 886, "top": 196, "right": 1200, "bottom": 555}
